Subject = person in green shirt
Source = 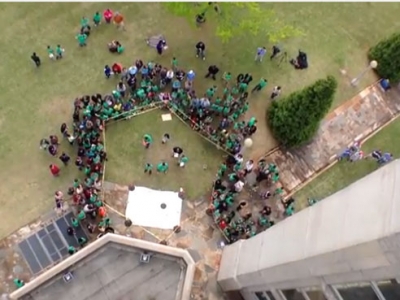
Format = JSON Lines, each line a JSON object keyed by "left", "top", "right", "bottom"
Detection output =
{"left": 252, "top": 77, "right": 268, "bottom": 93}
{"left": 80, "top": 16, "right": 89, "bottom": 28}
{"left": 222, "top": 72, "right": 232, "bottom": 84}
{"left": 14, "top": 278, "right": 24, "bottom": 289}
{"left": 206, "top": 86, "right": 216, "bottom": 98}
{"left": 218, "top": 163, "right": 227, "bottom": 177}
{"left": 73, "top": 179, "right": 80, "bottom": 189}
{"left": 76, "top": 33, "right": 87, "bottom": 47}
{"left": 47, "top": 45, "right": 55, "bottom": 60}
{"left": 56, "top": 45, "right": 63, "bottom": 60}
{"left": 239, "top": 82, "right": 248, "bottom": 93}
{"left": 77, "top": 210, "right": 86, "bottom": 221}
{"left": 78, "top": 237, "right": 88, "bottom": 246}
{"left": 68, "top": 245, "right": 77, "bottom": 255}
{"left": 117, "top": 44, "right": 125, "bottom": 54}
{"left": 247, "top": 117, "right": 257, "bottom": 127}
{"left": 71, "top": 217, "right": 79, "bottom": 228}
{"left": 179, "top": 155, "right": 189, "bottom": 167}
{"left": 222, "top": 106, "right": 230, "bottom": 116}
{"left": 172, "top": 57, "right": 178, "bottom": 70}
{"left": 144, "top": 163, "right": 153, "bottom": 175}
{"left": 93, "top": 12, "right": 101, "bottom": 26}
{"left": 157, "top": 161, "right": 169, "bottom": 173}
{"left": 143, "top": 134, "right": 153, "bottom": 149}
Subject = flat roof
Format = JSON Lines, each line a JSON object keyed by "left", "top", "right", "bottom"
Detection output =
{"left": 11, "top": 234, "right": 195, "bottom": 300}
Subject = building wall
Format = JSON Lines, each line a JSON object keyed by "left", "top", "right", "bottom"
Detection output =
{"left": 217, "top": 161, "right": 400, "bottom": 299}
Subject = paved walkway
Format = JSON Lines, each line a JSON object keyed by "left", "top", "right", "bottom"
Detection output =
{"left": 260, "top": 83, "right": 400, "bottom": 194}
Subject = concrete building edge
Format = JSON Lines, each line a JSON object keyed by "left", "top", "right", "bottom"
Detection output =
{"left": 217, "top": 240, "right": 244, "bottom": 291}
{"left": 10, "top": 233, "right": 195, "bottom": 300}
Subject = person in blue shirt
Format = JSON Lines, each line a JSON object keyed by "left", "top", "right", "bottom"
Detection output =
{"left": 187, "top": 70, "right": 195, "bottom": 82}
{"left": 104, "top": 65, "right": 111, "bottom": 78}
{"left": 255, "top": 46, "right": 267, "bottom": 62}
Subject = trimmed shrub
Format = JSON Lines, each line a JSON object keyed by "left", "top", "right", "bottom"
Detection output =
{"left": 267, "top": 75, "right": 337, "bottom": 148}
{"left": 369, "top": 33, "right": 400, "bottom": 82}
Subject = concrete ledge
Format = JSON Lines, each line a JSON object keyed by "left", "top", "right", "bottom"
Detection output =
{"left": 10, "top": 233, "right": 195, "bottom": 300}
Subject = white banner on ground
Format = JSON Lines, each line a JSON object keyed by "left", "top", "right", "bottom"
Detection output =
{"left": 126, "top": 186, "right": 182, "bottom": 230}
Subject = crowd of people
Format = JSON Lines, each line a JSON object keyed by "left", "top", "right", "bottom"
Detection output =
{"left": 34, "top": 8, "right": 292, "bottom": 255}
{"left": 208, "top": 154, "right": 293, "bottom": 243}
{"left": 40, "top": 93, "right": 113, "bottom": 247}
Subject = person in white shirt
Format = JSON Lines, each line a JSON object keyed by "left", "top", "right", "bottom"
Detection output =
{"left": 234, "top": 153, "right": 243, "bottom": 164}
{"left": 234, "top": 180, "right": 244, "bottom": 193}
{"left": 244, "top": 159, "right": 254, "bottom": 175}
{"left": 271, "top": 86, "right": 282, "bottom": 100}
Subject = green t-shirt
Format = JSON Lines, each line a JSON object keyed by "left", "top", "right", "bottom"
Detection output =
{"left": 239, "top": 82, "right": 248, "bottom": 91}
{"left": 248, "top": 117, "right": 256, "bottom": 127}
{"left": 14, "top": 279, "right": 24, "bottom": 288}
{"left": 47, "top": 47, "right": 54, "bottom": 54}
{"left": 77, "top": 34, "right": 87, "bottom": 44}
{"left": 77, "top": 210, "right": 86, "bottom": 221}
{"left": 231, "top": 86, "right": 239, "bottom": 95}
{"left": 259, "top": 78, "right": 267, "bottom": 88}
{"left": 117, "top": 45, "right": 125, "bottom": 53}
{"left": 56, "top": 46, "right": 62, "bottom": 55}
{"left": 145, "top": 163, "right": 153, "bottom": 171}
{"left": 71, "top": 218, "right": 79, "bottom": 228}
{"left": 180, "top": 156, "right": 189, "bottom": 163}
{"left": 93, "top": 13, "right": 101, "bottom": 23}
{"left": 157, "top": 162, "right": 169, "bottom": 172}
{"left": 206, "top": 88, "right": 215, "bottom": 98}
{"left": 143, "top": 134, "right": 153, "bottom": 143}
{"left": 172, "top": 58, "right": 178, "bottom": 67}
{"left": 223, "top": 72, "right": 232, "bottom": 81}
{"left": 80, "top": 17, "right": 89, "bottom": 27}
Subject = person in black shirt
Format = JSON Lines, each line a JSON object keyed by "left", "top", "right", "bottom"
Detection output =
{"left": 205, "top": 65, "right": 219, "bottom": 80}
{"left": 59, "top": 152, "right": 71, "bottom": 166}
{"left": 31, "top": 52, "right": 41, "bottom": 67}
{"left": 196, "top": 41, "right": 206, "bottom": 60}
{"left": 237, "top": 73, "right": 244, "bottom": 83}
{"left": 196, "top": 12, "right": 206, "bottom": 26}
{"left": 243, "top": 73, "right": 253, "bottom": 84}
{"left": 172, "top": 146, "right": 183, "bottom": 158}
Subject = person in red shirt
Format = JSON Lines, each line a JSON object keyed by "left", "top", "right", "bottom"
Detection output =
{"left": 49, "top": 164, "right": 60, "bottom": 177}
{"left": 112, "top": 62, "right": 123, "bottom": 74}
{"left": 103, "top": 9, "right": 113, "bottom": 24}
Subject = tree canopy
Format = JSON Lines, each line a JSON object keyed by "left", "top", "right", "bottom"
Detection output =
{"left": 267, "top": 76, "right": 338, "bottom": 148}
{"left": 164, "top": 2, "right": 302, "bottom": 43}
{"left": 368, "top": 33, "right": 400, "bottom": 82}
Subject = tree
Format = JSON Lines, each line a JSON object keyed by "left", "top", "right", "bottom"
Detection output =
{"left": 163, "top": 2, "right": 302, "bottom": 43}
{"left": 368, "top": 33, "right": 400, "bottom": 82}
{"left": 267, "top": 76, "right": 338, "bottom": 148}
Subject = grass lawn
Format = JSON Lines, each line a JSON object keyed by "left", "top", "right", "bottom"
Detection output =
{"left": 1, "top": 2, "right": 400, "bottom": 238}
{"left": 104, "top": 110, "right": 222, "bottom": 199}
{"left": 294, "top": 118, "right": 400, "bottom": 211}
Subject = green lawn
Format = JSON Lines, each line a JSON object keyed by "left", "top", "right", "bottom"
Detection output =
{"left": 105, "top": 110, "right": 222, "bottom": 199}
{"left": 294, "top": 118, "right": 400, "bottom": 211}
{"left": 1, "top": 2, "right": 400, "bottom": 238}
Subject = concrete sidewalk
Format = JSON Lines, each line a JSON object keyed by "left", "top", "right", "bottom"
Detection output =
{"left": 259, "top": 83, "right": 400, "bottom": 194}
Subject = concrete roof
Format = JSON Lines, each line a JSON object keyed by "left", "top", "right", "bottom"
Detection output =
{"left": 11, "top": 234, "right": 195, "bottom": 300}
{"left": 218, "top": 159, "right": 400, "bottom": 289}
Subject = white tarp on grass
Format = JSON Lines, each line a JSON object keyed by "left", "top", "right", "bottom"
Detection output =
{"left": 125, "top": 186, "right": 182, "bottom": 230}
